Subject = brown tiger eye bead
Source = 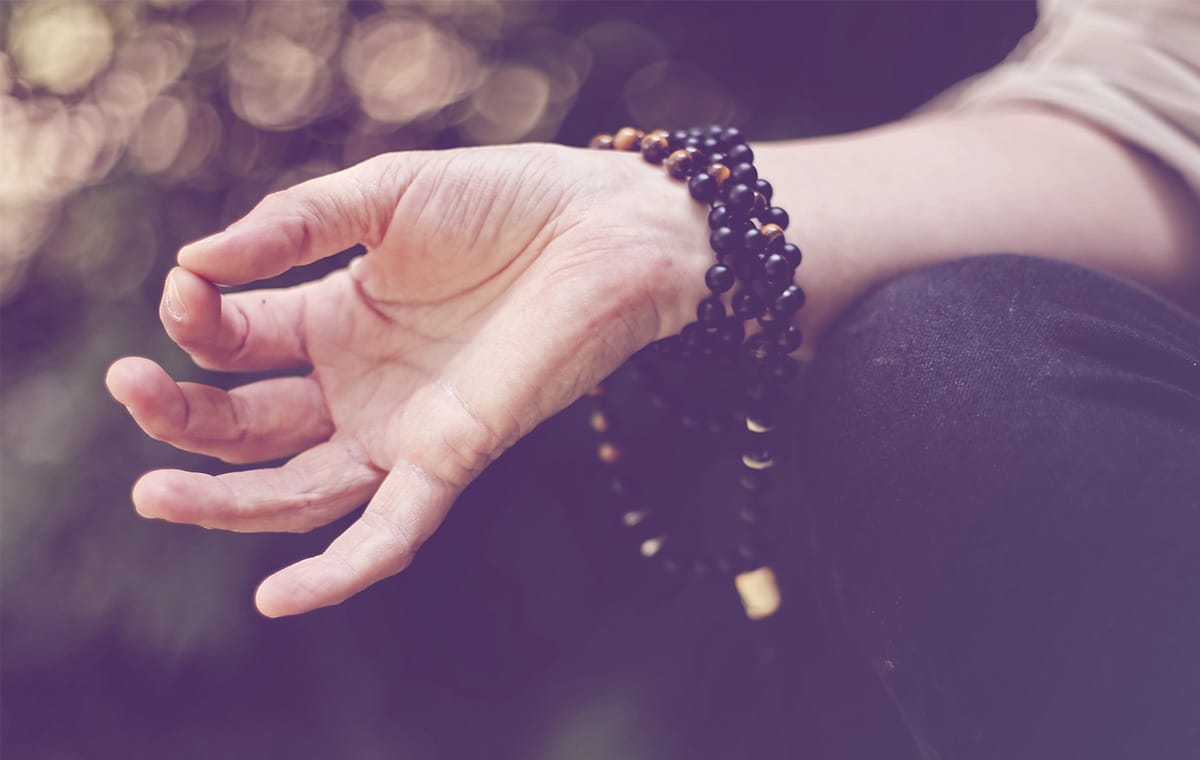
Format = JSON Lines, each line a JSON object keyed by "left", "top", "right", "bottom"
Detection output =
{"left": 613, "top": 127, "right": 645, "bottom": 151}
{"left": 665, "top": 149, "right": 695, "bottom": 179}
{"left": 760, "top": 223, "right": 784, "bottom": 244}
{"left": 642, "top": 128, "right": 670, "bottom": 145}
{"left": 706, "top": 162, "right": 731, "bottom": 188}
{"left": 598, "top": 442, "right": 622, "bottom": 464}
{"left": 640, "top": 130, "right": 671, "bottom": 164}
{"left": 589, "top": 133, "right": 614, "bottom": 150}
{"left": 589, "top": 410, "right": 609, "bottom": 433}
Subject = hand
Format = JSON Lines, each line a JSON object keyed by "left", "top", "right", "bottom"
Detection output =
{"left": 106, "top": 143, "right": 711, "bottom": 617}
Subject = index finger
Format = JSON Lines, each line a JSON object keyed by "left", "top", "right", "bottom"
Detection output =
{"left": 178, "top": 154, "right": 411, "bottom": 286}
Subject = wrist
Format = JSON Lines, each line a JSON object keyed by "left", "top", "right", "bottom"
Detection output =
{"left": 573, "top": 130, "right": 815, "bottom": 355}
{"left": 749, "top": 140, "right": 851, "bottom": 354}
{"left": 586, "top": 147, "right": 715, "bottom": 341}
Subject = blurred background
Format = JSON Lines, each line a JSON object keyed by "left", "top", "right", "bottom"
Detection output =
{"left": 1, "top": 2, "right": 1033, "bottom": 758}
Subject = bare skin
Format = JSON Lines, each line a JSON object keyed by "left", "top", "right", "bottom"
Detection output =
{"left": 106, "top": 105, "right": 1200, "bottom": 618}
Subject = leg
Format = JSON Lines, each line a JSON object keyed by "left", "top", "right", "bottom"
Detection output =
{"left": 794, "top": 254, "right": 1200, "bottom": 759}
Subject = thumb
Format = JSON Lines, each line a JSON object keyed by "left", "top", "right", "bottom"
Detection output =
{"left": 178, "top": 153, "right": 413, "bottom": 286}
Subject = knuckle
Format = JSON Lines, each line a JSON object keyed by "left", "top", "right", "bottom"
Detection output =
{"left": 425, "top": 386, "right": 507, "bottom": 485}
{"left": 432, "top": 434, "right": 486, "bottom": 485}
{"left": 256, "top": 190, "right": 315, "bottom": 260}
{"left": 359, "top": 508, "right": 421, "bottom": 570}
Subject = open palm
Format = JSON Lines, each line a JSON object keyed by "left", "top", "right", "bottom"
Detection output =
{"left": 106, "top": 143, "right": 708, "bottom": 617}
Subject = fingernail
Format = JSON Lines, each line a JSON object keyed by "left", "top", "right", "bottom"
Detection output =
{"left": 164, "top": 270, "right": 186, "bottom": 321}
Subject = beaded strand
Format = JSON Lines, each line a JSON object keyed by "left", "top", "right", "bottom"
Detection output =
{"left": 585, "top": 125, "right": 806, "bottom": 621}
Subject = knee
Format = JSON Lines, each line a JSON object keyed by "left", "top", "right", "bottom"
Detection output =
{"left": 808, "top": 255, "right": 1049, "bottom": 417}
{"left": 796, "top": 254, "right": 1092, "bottom": 484}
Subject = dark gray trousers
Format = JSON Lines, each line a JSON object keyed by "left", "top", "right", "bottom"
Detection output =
{"left": 790, "top": 254, "right": 1200, "bottom": 759}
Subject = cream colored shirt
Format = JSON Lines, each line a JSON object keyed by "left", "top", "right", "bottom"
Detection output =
{"left": 927, "top": 0, "right": 1200, "bottom": 200}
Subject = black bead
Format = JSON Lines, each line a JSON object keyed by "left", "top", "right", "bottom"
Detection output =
{"left": 724, "top": 183, "right": 756, "bottom": 215}
{"left": 697, "top": 297, "right": 725, "bottom": 327}
{"left": 684, "top": 135, "right": 704, "bottom": 150}
{"left": 752, "top": 192, "right": 771, "bottom": 219}
{"left": 727, "top": 143, "right": 754, "bottom": 163}
{"left": 763, "top": 265, "right": 792, "bottom": 291}
{"left": 734, "top": 542, "right": 761, "bottom": 572}
{"left": 763, "top": 206, "right": 789, "bottom": 229}
{"left": 780, "top": 242, "right": 802, "bottom": 267}
{"left": 680, "top": 322, "right": 708, "bottom": 351}
{"left": 772, "top": 284, "right": 806, "bottom": 315}
{"left": 706, "top": 417, "right": 729, "bottom": 434}
{"left": 688, "top": 126, "right": 705, "bottom": 137}
{"left": 629, "top": 361, "right": 655, "bottom": 386}
{"left": 732, "top": 290, "right": 764, "bottom": 320}
{"left": 743, "top": 444, "right": 774, "bottom": 465}
{"left": 705, "top": 264, "right": 735, "bottom": 293}
{"left": 688, "top": 172, "right": 719, "bottom": 203}
{"left": 744, "top": 401, "right": 781, "bottom": 431}
{"left": 709, "top": 226, "right": 741, "bottom": 256}
{"left": 701, "top": 136, "right": 721, "bottom": 153}
{"left": 739, "top": 500, "right": 772, "bottom": 529}
{"left": 720, "top": 126, "right": 744, "bottom": 148}
{"left": 669, "top": 129, "right": 689, "bottom": 149}
{"left": 743, "top": 334, "right": 778, "bottom": 363}
{"left": 769, "top": 355, "right": 800, "bottom": 382}
{"left": 708, "top": 205, "right": 736, "bottom": 230}
{"left": 744, "top": 378, "right": 780, "bottom": 402}
{"left": 776, "top": 324, "right": 803, "bottom": 352}
{"left": 707, "top": 124, "right": 725, "bottom": 137}
{"left": 732, "top": 250, "right": 764, "bottom": 281}
{"left": 730, "top": 162, "right": 758, "bottom": 184}
{"left": 742, "top": 227, "right": 766, "bottom": 254}
{"left": 744, "top": 406, "right": 776, "bottom": 429}
{"left": 739, "top": 468, "right": 773, "bottom": 494}
{"left": 654, "top": 335, "right": 682, "bottom": 360}
{"left": 707, "top": 151, "right": 727, "bottom": 167}
{"left": 763, "top": 252, "right": 793, "bottom": 280}
{"left": 765, "top": 272, "right": 792, "bottom": 293}
{"left": 754, "top": 179, "right": 773, "bottom": 202}
{"left": 714, "top": 318, "right": 745, "bottom": 348}
{"left": 756, "top": 310, "right": 783, "bottom": 332}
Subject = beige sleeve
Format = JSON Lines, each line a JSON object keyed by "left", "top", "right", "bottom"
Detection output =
{"left": 921, "top": 0, "right": 1200, "bottom": 200}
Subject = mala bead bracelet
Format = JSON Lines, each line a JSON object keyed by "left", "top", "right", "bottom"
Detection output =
{"left": 585, "top": 125, "right": 806, "bottom": 622}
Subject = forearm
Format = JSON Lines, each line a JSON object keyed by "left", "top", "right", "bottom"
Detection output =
{"left": 748, "top": 106, "right": 1200, "bottom": 347}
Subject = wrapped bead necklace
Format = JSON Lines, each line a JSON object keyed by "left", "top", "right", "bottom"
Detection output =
{"left": 584, "top": 125, "right": 806, "bottom": 627}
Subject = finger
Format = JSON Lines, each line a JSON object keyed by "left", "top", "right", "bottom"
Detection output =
{"left": 161, "top": 267, "right": 310, "bottom": 372}
{"left": 178, "top": 154, "right": 410, "bottom": 286}
{"left": 251, "top": 271, "right": 648, "bottom": 618}
{"left": 131, "top": 437, "right": 384, "bottom": 532}
{"left": 252, "top": 376, "right": 500, "bottom": 617}
{"left": 254, "top": 460, "right": 456, "bottom": 618}
{"left": 106, "top": 356, "right": 333, "bottom": 464}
